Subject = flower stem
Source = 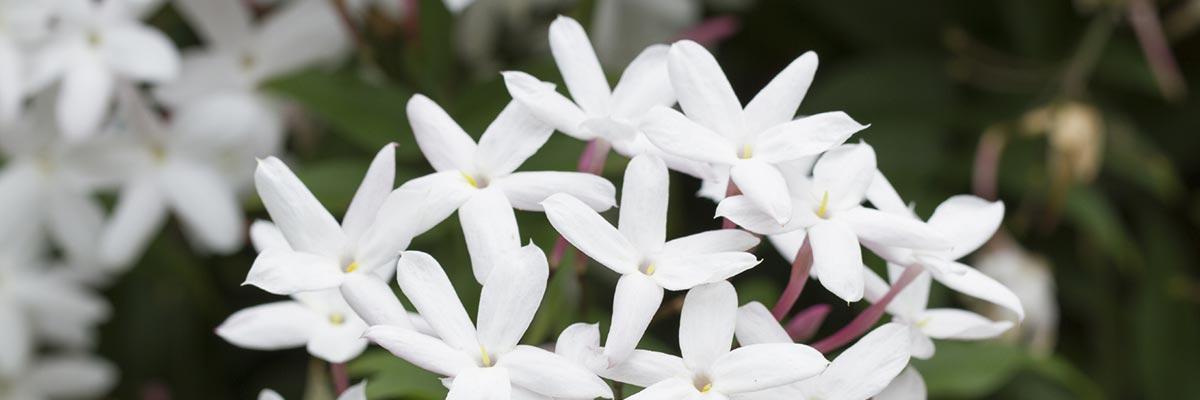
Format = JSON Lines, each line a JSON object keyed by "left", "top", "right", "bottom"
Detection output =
{"left": 1128, "top": 0, "right": 1187, "bottom": 101}
{"left": 331, "top": 362, "right": 350, "bottom": 395}
{"left": 771, "top": 238, "right": 813, "bottom": 321}
{"left": 786, "top": 304, "right": 831, "bottom": 343}
{"left": 811, "top": 266, "right": 923, "bottom": 353}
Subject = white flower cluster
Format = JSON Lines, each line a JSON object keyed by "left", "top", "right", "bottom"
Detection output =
{"left": 223, "top": 13, "right": 1029, "bottom": 400}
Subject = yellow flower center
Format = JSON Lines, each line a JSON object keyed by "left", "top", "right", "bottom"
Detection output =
{"left": 480, "top": 346, "right": 493, "bottom": 367}
{"left": 700, "top": 383, "right": 713, "bottom": 393}
{"left": 461, "top": 172, "right": 480, "bottom": 188}
{"left": 817, "top": 191, "right": 830, "bottom": 218}
{"left": 740, "top": 144, "right": 753, "bottom": 159}
{"left": 645, "top": 263, "right": 657, "bottom": 276}
{"left": 344, "top": 262, "right": 359, "bottom": 273}
{"left": 330, "top": 313, "right": 345, "bottom": 325}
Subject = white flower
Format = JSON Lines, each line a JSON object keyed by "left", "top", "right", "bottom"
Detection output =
{"left": 218, "top": 287, "right": 370, "bottom": 363}
{"left": 590, "top": 0, "right": 699, "bottom": 68}
{"left": 245, "top": 144, "right": 430, "bottom": 296}
{"left": 640, "top": 40, "right": 867, "bottom": 224}
{"left": 503, "top": 16, "right": 709, "bottom": 178}
{"left": 974, "top": 242, "right": 1058, "bottom": 355}
{"left": 0, "top": 0, "right": 54, "bottom": 124}
{"left": 864, "top": 265, "right": 1014, "bottom": 360}
{"left": 732, "top": 307, "right": 911, "bottom": 400}
{"left": 875, "top": 367, "right": 926, "bottom": 400}
{"left": 399, "top": 95, "right": 615, "bottom": 283}
{"left": 29, "top": 0, "right": 180, "bottom": 140}
{"left": 365, "top": 246, "right": 615, "bottom": 399}
{"left": 541, "top": 154, "right": 760, "bottom": 363}
{"left": 260, "top": 381, "right": 367, "bottom": 400}
{"left": 614, "top": 281, "right": 828, "bottom": 399}
{"left": 0, "top": 354, "right": 117, "bottom": 399}
{"left": 95, "top": 87, "right": 246, "bottom": 269}
{"left": 718, "top": 143, "right": 951, "bottom": 302}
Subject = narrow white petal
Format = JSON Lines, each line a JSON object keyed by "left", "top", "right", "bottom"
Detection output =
{"left": 909, "top": 325, "right": 936, "bottom": 360}
{"left": 865, "top": 170, "right": 912, "bottom": 216}
{"left": 459, "top": 189, "right": 521, "bottom": 283}
{"left": 618, "top": 154, "right": 669, "bottom": 255}
{"left": 554, "top": 323, "right": 606, "bottom": 373}
{"left": 395, "top": 251, "right": 479, "bottom": 352}
{"left": 603, "top": 350, "right": 690, "bottom": 389}
{"left": 0, "top": 301, "right": 32, "bottom": 376}
{"left": 475, "top": 101, "right": 554, "bottom": 176}
{"left": 840, "top": 207, "right": 951, "bottom": 251}
{"left": 171, "top": 0, "right": 253, "bottom": 48}
{"left": 26, "top": 356, "right": 115, "bottom": 398}
{"left": 927, "top": 195, "right": 1005, "bottom": 259}
{"left": 885, "top": 264, "right": 931, "bottom": 320}
{"left": 919, "top": 309, "right": 1014, "bottom": 340}
{"left": 103, "top": 24, "right": 180, "bottom": 82}
{"left": 812, "top": 143, "right": 877, "bottom": 211}
{"left": 548, "top": 16, "right": 611, "bottom": 114}
{"left": 216, "top": 301, "right": 321, "bottom": 350}
{"left": 398, "top": 171, "right": 476, "bottom": 234}
{"left": 679, "top": 281, "right": 737, "bottom": 371}
{"left": 249, "top": 220, "right": 291, "bottom": 252}
{"left": 713, "top": 196, "right": 796, "bottom": 235}
{"left": 816, "top": 323, "right": 911, "bottom": 400}
{"left": 641, "top": 106, "right": 737, "bottom": 165}
{"left": 497, "top": 171, "right": 616, "bottom": 212}
{"left": 307, "top": 321, "right": 369, "bottom": 363}
{"left": 501, "top": 71, "right": 591, "bottom": 139}
{"left": 46, "top": 190, "right": 105, "bottom": 263}
{"left": 0, "top": 42, "right": 20, "bottom": 124}
{"left": 499, "top": 345, "right": 614, "bottom": 399}
{"left": 711, "top": 343, "right": 828, "bottom": 394}
{"left": 930, "top": 261, "right": 1025, "bottom": 320}
{"left": 255, "top": 157, "right": 347, "bottom": 257}
{"left": 809, "top": 220, "right": 865, "bottom": 302}
{"left": 478, "top": 244, "right": 548, "bottom": 354}
{"left": 340, "top": 272, "right": 412, "bottom": 328}
{"left": 98, "top": 178, "right": 167, "bottom": 268}
{"left": 541, "top": 193, "right": 639, "bottom": 275}
{"left": 161, "top": 161, "right": 244, "bottom": 253}
{"left": 447, "top": 367, "right": 511, "bottom": 400}
{"left": 406, "top": 94, "right": 477, "bottom": 172}
{"left": 667, "top": 40, "right": 742, "bottom": 136}
{"left": 337, "top": 381, "right": 369, "bottom": 400}
{"left": 875, "top": 367, "right": 927, "bottom": 400}
{"left": 259, "top": 390, "right": 284, "bottom": 400}
{"left": 610, "top": 45, "right": 675, "bottom": 119}
{"left": 626, "top": 378, "right": 700, "bottom": 400}
{"left": 650, "top": 252, "right": 760, "bottom": 291}
{"left": 753, "top": 112, "right": 866, "bottom": 164}
{"left": 364, "top": 325, "right": 474, "bottom": 377}
{"left": 244, "top": 249, "right": 344, "bottom": 294}
{"left": 57, "top": 60, "right": 114, "bottom": 140}
{"left": 662, "top": 229, "right": 760, "bottom": 254}
{"left": 354, "top": 188, "right": 428, "bottom": 273}
{"left": 603, "top": 274, "right": 664, "bottom": 363}
{"left": 767, "top": 229, "right": 808, "bottom": 265}
{"left": 729, "top": 160, "right": 792, "bottom": 224}
{"left": 735, "top": 302, "right": 792, "bottom": 346}
{"left": 742, "top": 52, "right": 818, "bottom": 133}
{"left": 252, "top": 0, "right": 349, "bottom": 79}
{"left": 342, "top": 144, "right": 397, "bottom": 241}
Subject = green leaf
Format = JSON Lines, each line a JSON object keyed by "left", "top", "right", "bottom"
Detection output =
{"left": 349, "top": 350, "right": 447, "bottom": 399}
{"left": 265, "top": 69, "right": 413, "bottom": 155}
{"left": 913, "top": 341, "right": 1025, "bottom": 397}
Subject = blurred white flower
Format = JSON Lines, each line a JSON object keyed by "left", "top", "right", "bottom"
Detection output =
{"left": 29, "top": 0, "right": 180, "bottom": 140}
{"left": 641, "top": 40, "right": 866, "bottom": 224}
{"left": 591, "top": 0, "right": 698, "bottom": 69}
{"left": 718, "top": 143, "right": 950, "bottom": 302}
{"left": 246, "top": 144, "right": 430, "bottom": 296}
{"left": 260, "top": 380, "right": 367, "bottom": 400}
{"left": 366, "top": 247, "right": 615, "bottom": 399}
{"left": 541, "top": 154, "right": 760, "bottom": 363}
{"left": 0, "top": 0, "right": 55, "bottom": 125}
{"left": 732, "top": 316, "right": 911, "bottom": 400}
{"left": 399, "top": 95, "right": 615, "bottom": 283}
{"left": 618, "top": 281, "right": 827, "bottom": 399}
{"left": 974, "top": 241, "right": 1059, "bottom": 355}
{"left": 218, "top": 287, "right": 370, "bottom": 363}
{"left": 0, "top": 354, "right": 117, "bottom": 399}
{"left": 95, "top": 88, "right": 245, "bottom": 269}
{"left": 875, "top": 366, "right": 927, "bottom": 400}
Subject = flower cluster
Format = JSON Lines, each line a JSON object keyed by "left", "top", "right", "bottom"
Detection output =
{"left": 224, "top": 13, "right": 1027, "bottom": 400}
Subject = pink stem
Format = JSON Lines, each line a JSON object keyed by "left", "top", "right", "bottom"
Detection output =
{"left": 771, "top": 238, "right": 813, "bottom": 321}
{"left": 811, "top": 266, "right": 923, "bottom": 353}
{"left": 972, "top": 129, "right": 1005, "bottom": 201}
{"left": 1128, "top": 0, "right": 1187, "bottom": 100}
{"left": 549, "top": 236, "right": 570, "bottom": 272}
{"left": 675, "top": 15, "right": 741, "bottom": 46}
{"left": 552, "top": 140, "right": 611, "bottom": 271}
{"left": 721, "top": 181, "right": 742, "bottom": 229}
{"left": 331, "top": 362, "right": 350, "bottom": 395}
{"left": 402, "top": 0, "right": 420, "bottom": 42}
{"left": 786, "top": 304, "right": 831, "bottom": 343}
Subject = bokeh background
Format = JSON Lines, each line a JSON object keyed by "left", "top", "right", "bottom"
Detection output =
{"left": 85, "top": 0, "right": 1200, "bottom": 398}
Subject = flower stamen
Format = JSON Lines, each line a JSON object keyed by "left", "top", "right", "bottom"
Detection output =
{"left": 345, "top": 262, "right": 359, "bottom": 273}
{"left": 645, "top": 263, "right": 657, "bottom": 276}
{"left": 817, "top": 191, "right": 830, "bottom": 218}
{"left": 740, "top": 144, "right": 752, "bottom": 159}
{"left": 480, "top": 345, "right": 492, "bottom": 367}
{"left": 461, "top": 172, "right": 479, "bottom": 188}
{"left": 700, "top": 383, "right": 713, "bottom": 393}
{"left": 330, "top": 313, "right": 345, "bottom": 325}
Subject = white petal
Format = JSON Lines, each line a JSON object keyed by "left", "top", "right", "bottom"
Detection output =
{"left": 171, "top": 0, "right": 253, "bottom": 48}
{"left": 865, "top": 170, "right": 912, "bottom": 216}
{"left": 337, "top": 381, "right": 369, "bottom": 400}
{"left": 342, "top": 144, "right": 397, "bottom": 241}
{"left": 929, "top": 259, "right": 1025, "bottom": 319}
{"left": 27, "top": 356, "right": 117, "bottom": 399}
{"left": 478, "top": 244, "right": 548, "bottom": 355}
{"left": 161, "top": 161, "right": 244, "bottom": 253}
{"left": 340, "top": 272, "right": 412, "bottom": 328}
{"left": 919, "top": 309, "right": 1014, "bottom": 340}
{"left": 252, "top": 0, "right": 349, "bottom": 79}
{"left": 927, "top": 195, "right": 1005, "bottom": 259}
{"left": 307, "top": 322, "right": 369, "bottom": 363}
{"left": 604, "top": 350, "right": 690, "bottom": 388}
{"left": 460, "top": 188, "right": 521, "bottom": 283}
{"left": 610, "top": 44, "right": 675, "bottom": 119}
{"left": 354, "top": 188, "right": 427, "bottom": 273}
{"left": 679, "top": 281, "right": 737, "bottom": 371}
{"left": 406, "top": 94, "right": 477, "bottom": 172}
{"left": 501, "top": 71, "right": 591, "bottom": 140}
{"left": 710, "top": 343, "right": 828, "bottom": 394}
{"left": 497, "top": 171, "right": 616, "bottom": 212}
{"left": 46, "top": 189, "right": 105, "bottom": 263}
{"left": 475, "top": 101, "right": 554, "bottom": 176}
{"left": 244, "top": 249, "right": 344, "bottom": 294}
{"left": 259, "top": 390, "right": 284, "bottom": 400}
{"left": 103, "top": 24, "right": 180, "bottom": 82}
{"left": 554, "top": 323, "right": 606, "bottom": 372}
{"left": 0, "top": 42, "right": 20, "bottom": 124}
{"left": 812, "top": 143, "right": 877, "bottom": 211}
{"left": 216, "top": 301, "right": 321, "bottom": 350}
{"left": 548, "top": 16, "right": 611, "bottom": 114}
{"left": 618, "top": 154, "right": 669, "bottom": 254}
{"left": 667, "top": 40, "right": 742, "bottom": 136}
{"left": 885, "top": 264, "right": 931, "bottom": 320}
{"left": 650, "top": 252, "right": 760, "bottom": 291}
{"left": 499, "top": 345, "right": 613, "bottom": 399}
{"left": 809, "top": 220, "right": 865, "bottom": 302}
{"left": 713, "top": 196, "right": 799, "bottom": 235}
{"left": 875, "top": 367, "right": 927, "bottom": 400}
{"left": 603, "top": 274, "right": 664, "bottom": 363}
{"left": 662, "top": 229, "right": 760, "bottom": 254}
{"left": 752, "top": 112, "right": 865, "bottom": 164}
{"left": 816, "top": 323, "right": 911, "bottom": 400}
{"left": 729, "top": 160, "right": 792, "bottom": 224}
{"left": 364, "top": 326, "right": 474, "bottom": 377}
{"left": 57, "top": 60, "right": 114, "bottom": 141}
{"left": 395, "top": 251, "right": 479, "bottom": 352}
{"left": 541, "top": 193, "right": 639, "bottom": 275}
{"left": 735, "top": 302, "right": 792, "bottom": 346}
{"left": 742, "top": 52, "right": 817, "bottom": 133}
{"left": 909, "top": 325, "right": 936, "bottom": 360}
{"left": 641, "top": 106, "right": 737, "bottom": 165}
{"left": 626, "top": 378, "right": 699, "bottom": 400}
{"left": 447, "top": 367, "right": 510, "bottom": 400}
{"left": 0, "top": 301, "right": 32, "bottom": 376}
{"left": 767, "top": 229, "right": 809, "bottom": 265}
{"left": 250, "top": 220, "right": 291, "bottom": 252}
{"left": 398, "top": 171, "right": 476, "bottom": 234}
{"left": 839, "top": 207, "right": 950, "bottom": 251}
{"left": 255, "top": 157, "right": 347, "bottom": 257}
{"left": 98, "top": 178, "right": 167, "bottom": 268}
